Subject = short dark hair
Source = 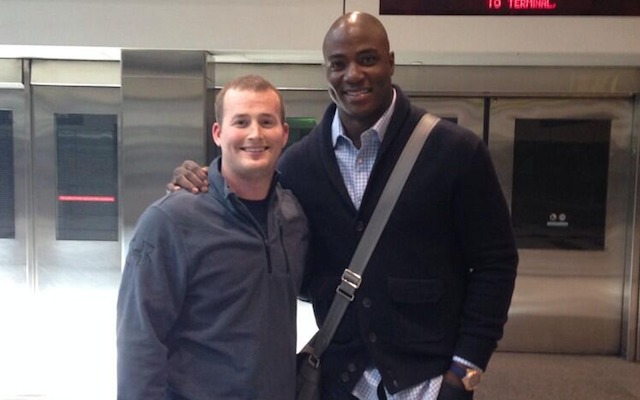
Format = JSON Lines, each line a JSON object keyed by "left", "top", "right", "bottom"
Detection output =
{"left": 215, "top": 74, "right": 286, "bottom": 123}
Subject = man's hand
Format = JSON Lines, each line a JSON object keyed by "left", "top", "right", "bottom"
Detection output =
{"left": 166, "top": 160, "right": 209, "bottom": 193}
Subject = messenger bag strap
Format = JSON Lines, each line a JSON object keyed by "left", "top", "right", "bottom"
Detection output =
{"left": 303, "top": 112, "right": 441, "bottom": 360}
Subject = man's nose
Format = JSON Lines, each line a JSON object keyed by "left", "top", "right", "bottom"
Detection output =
{"left": 344, "top": 62, "right": 364, "bottom": 81}
{"left": 247, "top": 120, "right": 263, "bottom": 137}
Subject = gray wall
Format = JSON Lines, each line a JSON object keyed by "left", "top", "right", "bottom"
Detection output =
{"left": 0, "top": 0, "right": 639, "bottom": 66}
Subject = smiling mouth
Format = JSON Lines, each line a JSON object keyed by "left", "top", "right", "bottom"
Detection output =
{"left": 343, "top": 88, "right": 371, "bottom": 98}
{"left": 242, "top": 146, "right": 269, "bottom": 153}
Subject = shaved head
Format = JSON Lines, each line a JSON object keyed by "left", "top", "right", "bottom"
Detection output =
{"left": 323, "top": 12, "right": 390, "bottom": 58}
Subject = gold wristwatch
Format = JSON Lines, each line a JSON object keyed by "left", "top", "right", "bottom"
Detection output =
{"left": 449, "top": 363, "right": 482, "bottom": 391}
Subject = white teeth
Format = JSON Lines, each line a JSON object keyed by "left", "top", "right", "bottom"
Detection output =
{"left": 243, "top": 147, "right": 267, "bottom": 153}
{"left": 345, "top": 89, "right": 369, "bottom": 96}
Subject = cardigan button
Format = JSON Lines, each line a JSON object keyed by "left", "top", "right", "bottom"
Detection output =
{"left": 340, "top": 372, "right": 350, "bottom": 382}
{"left": 355, "top": 221, "right": 365, "bottom": 232}
{"left": 368, "top": 332, "right": 377, "bottom": 343}
{"left": 347, "top": 363, "right": 357, "bottom": 372}
{"left": 362, "top": 298, "right": 372, "bottom": 308}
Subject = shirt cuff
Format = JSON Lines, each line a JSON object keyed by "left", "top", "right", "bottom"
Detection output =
{"left": 452, "top": 355, "right": 483, "bottom": 371}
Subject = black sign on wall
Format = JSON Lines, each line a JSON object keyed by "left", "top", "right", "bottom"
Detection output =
{"left": 511, "top": 119, "right": 610, "bottom": 250}
{"left": 380, "top": 0, "right": 640, "bottom": 16}
{"left": 56, "top": 113, "right": 118, "bottom": 241}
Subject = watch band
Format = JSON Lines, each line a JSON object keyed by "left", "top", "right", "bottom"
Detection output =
{"left": 449, "top": 363, "right": 469, "bottom": 379}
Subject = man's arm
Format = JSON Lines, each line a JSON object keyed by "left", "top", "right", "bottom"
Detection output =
{"left": 453, "top": 140, "right": 518, "bottom": 370}
{"left": 166, "top": 160, "right": 209, "bottom": 193}
{"left": 116, "top": 207, "right": 188, "bottom": 399}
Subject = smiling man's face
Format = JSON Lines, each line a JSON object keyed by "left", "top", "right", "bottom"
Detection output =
{"left": 323, "top": 12, "right": 395, "bottom": 138}
{"left": 212, "top": 88, "right": 288, "bottom": 192}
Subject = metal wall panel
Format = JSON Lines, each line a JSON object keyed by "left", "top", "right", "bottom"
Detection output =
{"left": 121, "top": 50, "right": 207, "bottom": 257}
{"left": 0, "top": 59, "right": 23, "bottom": 88}
{"left": 30, "top": 60, "right": 120, "bottom": 87}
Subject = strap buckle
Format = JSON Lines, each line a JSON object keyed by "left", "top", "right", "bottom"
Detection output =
{"left": 307, "top": 353, "right": 320, "bottom": 368}
{"left": 336, "top": 268, "right": 362, "bottom": 301}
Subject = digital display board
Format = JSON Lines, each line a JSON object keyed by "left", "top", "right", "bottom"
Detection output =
{"left": 380, "top": 0, "right": 640, "bottom": 16}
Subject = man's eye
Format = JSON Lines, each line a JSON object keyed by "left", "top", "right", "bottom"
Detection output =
{"left": 360, "top": 55, "right": 377, "bottom": 66}
{"left": 260, "top": 118, "right": 277, "bottom": 127}
{"left": 232, "top": 119, "right": 248, "bottom": 127}
{"left": 327, "top": 61, "right": 346, "bottom": 71}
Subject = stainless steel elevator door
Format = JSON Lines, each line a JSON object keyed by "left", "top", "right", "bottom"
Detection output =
{"left": 27, "top": 85, "right": 120, "bottom": 399}
{"left": 489, "top": 98, "right": 634, "bottom": 354}
{"left": 0, "top": 83, "right": 121, "bottom": 398}
{"left": 32, "top": 86, "right": 121, "bottom": 292}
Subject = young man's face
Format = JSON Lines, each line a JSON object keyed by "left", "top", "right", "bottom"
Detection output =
{"left": 212, "top": 88, "right": 289, "bottom": 190}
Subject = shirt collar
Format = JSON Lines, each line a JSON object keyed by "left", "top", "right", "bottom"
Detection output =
{"left": 331, "top": 88, "right": 397, "bottom": 147}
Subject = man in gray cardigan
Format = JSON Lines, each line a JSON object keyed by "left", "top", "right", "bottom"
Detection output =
{"left": 117, "top": 75, "right": 308, "bottom": 400}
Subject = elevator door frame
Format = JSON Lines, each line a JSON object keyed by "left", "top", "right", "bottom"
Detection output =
{"left": 0, "top": 84, "right": 29, "bottom": 291}
{"left": 489, "top": 97, "right": 635, "bottom": 355}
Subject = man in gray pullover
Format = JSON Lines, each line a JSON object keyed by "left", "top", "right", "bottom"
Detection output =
{"left": 116, "top": 75, "right": 308, "bottom": 400}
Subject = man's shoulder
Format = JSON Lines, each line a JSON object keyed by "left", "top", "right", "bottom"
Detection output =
{"left": 141, "top": 190, "right": 213, "bottom": 225}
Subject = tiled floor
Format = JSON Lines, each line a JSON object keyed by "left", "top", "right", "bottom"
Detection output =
{"left": 476, "top": 352, "right": 640, "bottom": 400}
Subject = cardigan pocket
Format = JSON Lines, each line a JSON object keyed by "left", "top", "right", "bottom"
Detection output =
{"left": 387, "top": 277, "right": 445, "bottom": 343}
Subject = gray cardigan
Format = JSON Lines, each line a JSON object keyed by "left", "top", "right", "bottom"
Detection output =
{"left": 117, "top": 157, "right": 308, "bottom": 400}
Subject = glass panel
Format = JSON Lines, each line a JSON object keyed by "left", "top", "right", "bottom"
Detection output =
{"left": 285, "top": 117, "right": 316, "bottom": 148}
{"left": 55, "top": 113, "right": 118, "bottom": 241}
{"left": 511, "top": 118, "right": 610, "bottom": 250}
{"left": 0, "top": 110, "right": 15, "bottom": 239}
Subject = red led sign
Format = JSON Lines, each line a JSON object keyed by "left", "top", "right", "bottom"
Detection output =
{"left": 58, "top": 195, "right": 116, "bottom": 203}
{"left": 380, "top": 0, "right": 640, "bottom": 15}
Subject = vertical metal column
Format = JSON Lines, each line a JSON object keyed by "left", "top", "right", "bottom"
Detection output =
{"left": 121, "top": 50, "right": 207, "bottom": 260}
{"left": 631, "top": 95, "right": 640, "bottom": 362}
{"left": 23, "top": 59, "right": 35, "bottom": 293}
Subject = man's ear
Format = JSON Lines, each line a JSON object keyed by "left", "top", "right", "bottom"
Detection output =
{"left": 281, "top": 122, "right": 290, "bottom": 149}
{"left": 389, "top": 51, "right": 395, "bottom": 75}
{"left": 212, "top": 122, "right": 221, "bottom": 146}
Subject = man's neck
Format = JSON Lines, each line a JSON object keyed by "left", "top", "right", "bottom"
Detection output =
{"left": 223, "top": 173, "right": 273, "bottom": 201}
{"left": 340, "top": 118, "right": 374, "bottom": 149}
